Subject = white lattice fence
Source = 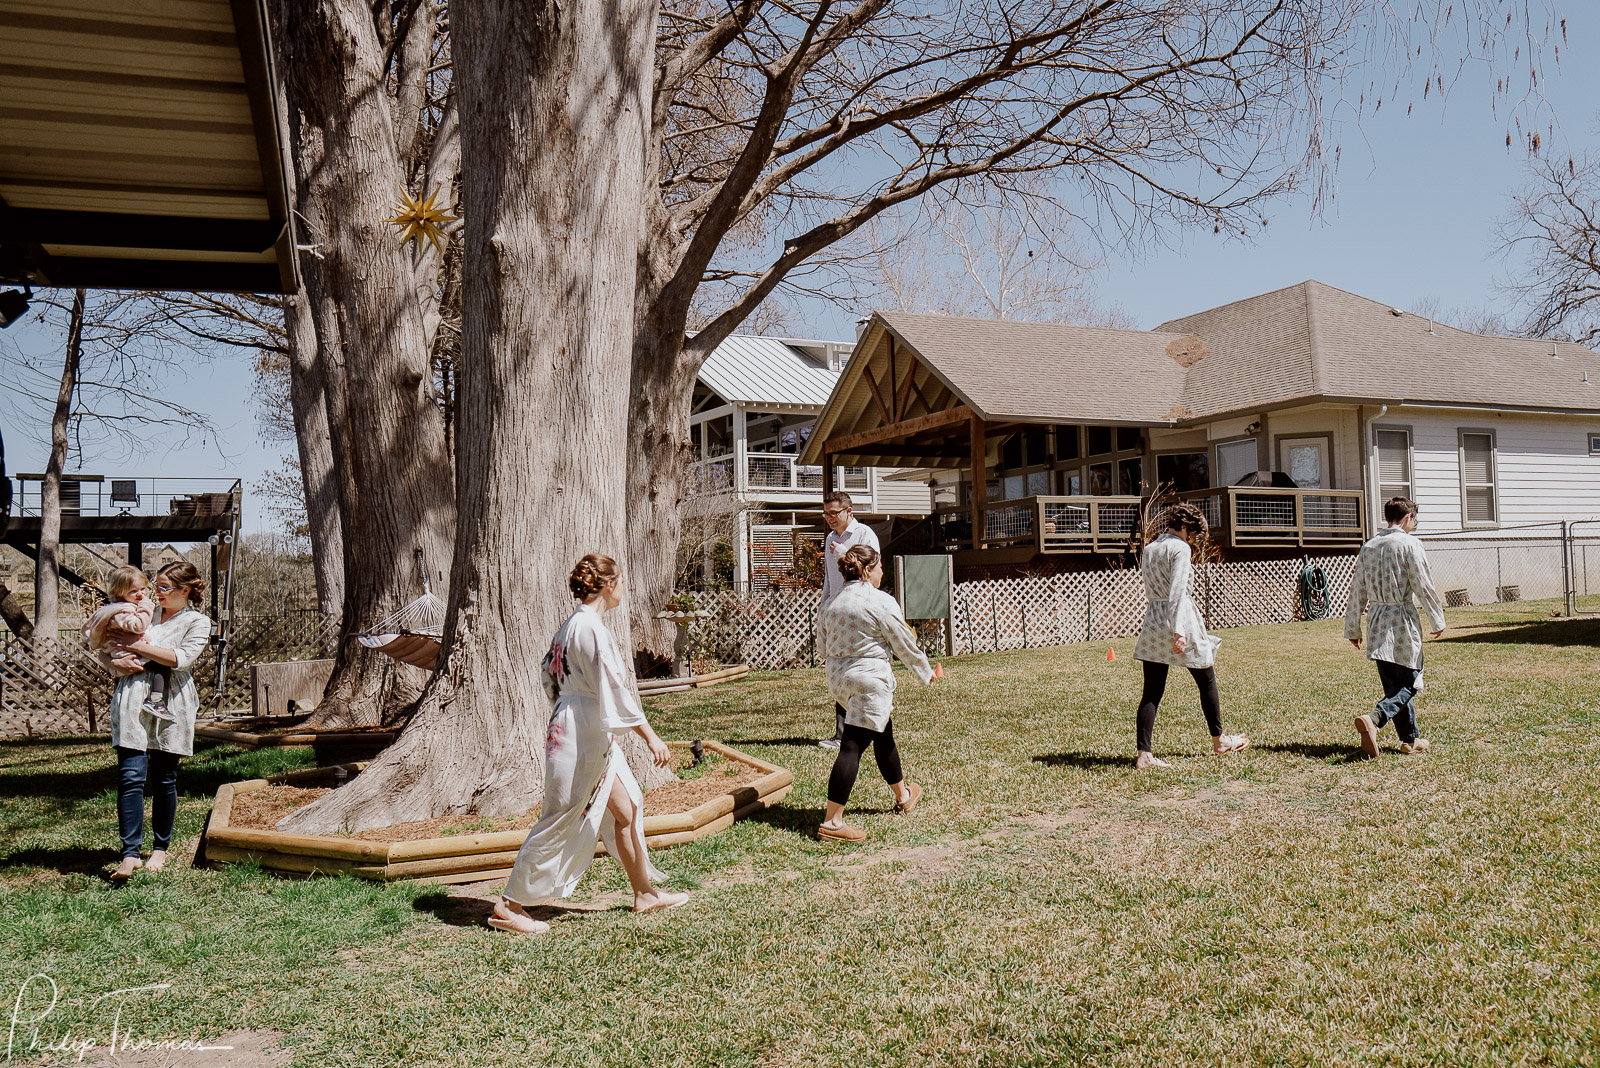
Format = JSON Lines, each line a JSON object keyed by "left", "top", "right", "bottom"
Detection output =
{"left": 0, "top": 637, "right": 115, "bottom": 737}
{"left": 682, "top": 588, "right": 823, "bottom": 670}
{"left": 0, "top": 611, "right": 343, "bottom": 739}
{"left": 682, "top": 553, "right": 1363, "bottom": 664}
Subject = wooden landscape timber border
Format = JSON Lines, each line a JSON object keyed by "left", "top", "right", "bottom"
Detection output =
{"left": 636, "top": 664, "right": 750, "bottom": 696}
{"left": 200, "top": 741, "right": 793, "bottom": 884}
{"left": 194, "top": 721, "right": 401, "bottom": 750}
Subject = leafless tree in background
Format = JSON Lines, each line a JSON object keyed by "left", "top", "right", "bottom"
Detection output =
{"left": 623, "top": 0, "right": 1560, "bottom": 666}
{"left": 1501, "top": 152, "right": 1600, "bottom": 345}
{"left": 273, "top": 0, "right": 1556, "bottom": 829}
{"left": 0, "top": 290, "right": 222, "bottom": 640}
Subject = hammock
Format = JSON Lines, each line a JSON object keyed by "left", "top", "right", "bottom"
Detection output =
{"left": 358, "top": 549, "right": 446, "bottom": 669}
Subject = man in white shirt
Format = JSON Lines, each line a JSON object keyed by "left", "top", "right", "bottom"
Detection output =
{"left": 818, "top": 490, "right": 880, "bottom": 749}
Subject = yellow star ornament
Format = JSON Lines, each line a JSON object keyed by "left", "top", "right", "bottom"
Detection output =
{"left": 386, "top": 186, "right": 456, "bottom": 253}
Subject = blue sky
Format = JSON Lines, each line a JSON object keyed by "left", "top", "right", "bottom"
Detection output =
{"left": 2, "top": 8, "right": 1596, "bottom": 536}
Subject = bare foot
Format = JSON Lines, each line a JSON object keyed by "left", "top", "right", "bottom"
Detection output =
{"left": 487, "top": 898, "right": 550, "bottom": 934}
{"left": 145, "top": 849, "right": 169, "bottom": 873}
{"left": 1134, "top": 751, "right": 1171, "bottom": 770}
{"left": 633, "top": 890, "right": 690, "bottom": 914}
{"left": 110, "top": 856, "right": 142, "bottom": 882}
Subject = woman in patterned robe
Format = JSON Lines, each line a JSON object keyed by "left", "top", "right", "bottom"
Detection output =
{"left": 489, "top": 554, "right": 686, "bottom": 934}
{"left": 816, "top": 545, "right": 936, "bottom": 842}
{"left": 1132, "top": 504, "right": 1249, "bottom": 769}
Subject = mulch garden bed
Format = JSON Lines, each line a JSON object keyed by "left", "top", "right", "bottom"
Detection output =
{"left": 201, "top": 741, "right": 791, "bottom": 883}
{"left": 226, "top": 750, "right": 765, "bottom": 843}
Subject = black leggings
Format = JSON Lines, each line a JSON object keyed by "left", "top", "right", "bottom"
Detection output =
{"left": 1137, "top": 661, "right": 1222, "bottom": 753}
{"left": 826, "top": 719, "right": 904, "bottom": 806}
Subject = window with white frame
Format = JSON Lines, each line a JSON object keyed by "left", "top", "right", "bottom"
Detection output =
{"left": 1590, "top": 432, "right": 1600, "bottom": 455}
{"left": 1374, "top": 428, "right": 1412, "bottom": 502}
{"left": 1459, "top": 430, "right": 1497, "bottom": 524}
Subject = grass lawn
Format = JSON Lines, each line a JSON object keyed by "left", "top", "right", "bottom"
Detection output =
{"left": 2, "top": 602, "right": 1598, "bottom": 1066}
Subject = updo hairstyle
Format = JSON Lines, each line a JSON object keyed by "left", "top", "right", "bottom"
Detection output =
{"left": 569, "top": 553, "right": 620, "bottom": 600}
{"left": 156, "top": 560, "right": 207, "bottom": 603}
{"left": 837, "top": 545, "right": 880, "bottom": 583}
{"left": 1164, "top": 503, "right": 1209, "bottom": 542}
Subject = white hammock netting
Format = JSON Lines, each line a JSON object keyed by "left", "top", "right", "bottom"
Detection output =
{"left": 358, "top": 554, "right": 446, "bottom": 669}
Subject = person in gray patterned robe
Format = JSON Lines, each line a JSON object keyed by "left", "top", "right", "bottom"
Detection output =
{"left": 1345, "top": 496, "right": 1447, "bottom": 757}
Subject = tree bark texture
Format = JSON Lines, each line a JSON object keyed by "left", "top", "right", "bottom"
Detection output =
{"left": 269, "top": 0, "right": 456, "bottom": 729}
{"left": 0, "top": 583, "right": 34, "bottom": 642}
{"left": 283, "top": 290, "right": 346, "bottom": 619}
{"left": 279, "top": 0, "right": 671, "bottom": 833}
{"left": 625, "top": 320, "right": 699, "bottom": 672}
{"left": 34, "top": 287, "right": 85, "bottom": 644}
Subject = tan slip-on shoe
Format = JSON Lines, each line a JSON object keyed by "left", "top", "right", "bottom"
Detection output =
{"left": 1354, "top": 714, "right": 1380, "bottom": 759}
{"left": 818, "top": 822, "right": 867, "bottom": 843}
{"left": 1399, "top": 738, "right": 1431, "bottom": 755}
{"left": 894, "top": 782, "right": 923, "bottom": 814}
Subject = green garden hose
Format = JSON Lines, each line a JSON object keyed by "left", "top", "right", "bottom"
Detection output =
{"left": 1298, "top": 558, "right": 1330, "bottom": 620}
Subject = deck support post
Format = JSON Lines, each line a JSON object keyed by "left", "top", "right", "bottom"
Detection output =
{"left": 969, "top": 412, "right": 987, "bottom": 550}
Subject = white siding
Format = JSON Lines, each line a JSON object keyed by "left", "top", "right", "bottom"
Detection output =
{"left": 1262, "top": 404, "right": 1362, "bottom": 489}
{"left": 1386, "top": 408, "right": 1600, "bottom": 528}
{"left": 869, "top": 469, "right": 934, "bottom": 515}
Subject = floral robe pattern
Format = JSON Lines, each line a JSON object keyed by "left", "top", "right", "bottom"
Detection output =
{"left": 1344, "top": 526, "right": 1446, "bottom": 670}
{"left": 502, "top": 604, "right": 666, "bottom": 905}
{"left": 817, "top": 580, "right": 933, "bottom": 732}
{"left": 1133, "top": 533, "right": 1221, "bottom": 669}
{"left": 106, "top": 608, "right": 212, "bottom": 756}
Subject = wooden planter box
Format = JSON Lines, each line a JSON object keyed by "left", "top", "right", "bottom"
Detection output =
{"left": 200, "top": 741, "right": 792, "bottom": 884}
{"left": 195, "top": 716, "right": 399, "bottom": 754}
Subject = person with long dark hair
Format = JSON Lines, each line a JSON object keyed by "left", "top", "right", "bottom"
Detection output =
{"left": 1131, "top": 504, "right": 1249, "bottom": 769}
{"left": 816, "top": 545, "right": 935, "bottom": 843}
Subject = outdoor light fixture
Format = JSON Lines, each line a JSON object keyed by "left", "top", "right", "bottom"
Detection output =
{"left": 0, "top": 286, "right": 30, "bottom": 329}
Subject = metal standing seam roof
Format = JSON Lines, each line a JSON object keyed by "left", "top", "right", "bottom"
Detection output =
{"left": 696, "top": 334, "right": 843, "bottom": 408}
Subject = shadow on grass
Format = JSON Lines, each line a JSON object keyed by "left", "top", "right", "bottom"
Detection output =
{"left": 722, "top": 737, "right": 828, "bottom": 749}
{"left": 1, "top": 844, "right": 118, "bottom": 878}
{"left": 1031, "top": 753, "right": 1128, "bottom": 770}
{"left": 1438, "top": 617, "right": 1600, "bottom": 647}
{"left": 412, "top": 892, "right": 632, "bottom": 930}
{"left": 0, "top": 734, "right": 110, "bottom": 748}
{"left": 1256, "top": 742, "right": 1361, "bottom": 763}
{"left": 737, "top": 801, "right": 823, "bottom": 839}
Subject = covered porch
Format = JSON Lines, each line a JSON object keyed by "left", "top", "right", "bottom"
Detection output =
{"left": 802, "top": 313, "right": 1368, "bottom": 566}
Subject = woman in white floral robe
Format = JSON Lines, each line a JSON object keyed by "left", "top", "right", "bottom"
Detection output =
{"left": 1131, "top": 505, "right": 1248, "bottom": 769}
{"left": 100, "top": 562, "right": 213, "bottom": 881}
{"left": 815, "top": 545, "right": 935, "bottom": 842}
{"left": 490, "top": 555, "right": 686, "bottom": 934}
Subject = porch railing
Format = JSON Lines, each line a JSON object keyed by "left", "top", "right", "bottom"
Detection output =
{"left": 930, "top": 496, "right": 1143, "bottom": 554}
{"left": 9, "top": 476, "right": 241, "bottom": 519}
{"left": 690, "top": 455, "right": 871, "bottom": 497}
{"left": 1176, "top": 486, "right": 1366, "bottom": 547}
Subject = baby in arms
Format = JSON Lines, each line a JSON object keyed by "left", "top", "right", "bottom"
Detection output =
{"left": 82, "top": 565, "right": 174, "bottom": 722}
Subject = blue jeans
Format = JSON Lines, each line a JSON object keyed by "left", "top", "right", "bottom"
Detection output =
{"left": 116, "top": 746, "right": 180, "bottom": 860}
{"left": 1372, "top": 660, "right": 1421, "bottom": 744}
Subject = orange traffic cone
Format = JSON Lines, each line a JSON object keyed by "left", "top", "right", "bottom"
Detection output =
{"left": 1105, "top": 647, "right": 1116, "bottom": 662}
{"left": 933, "top": 662, "right": 944, "bottom": 678}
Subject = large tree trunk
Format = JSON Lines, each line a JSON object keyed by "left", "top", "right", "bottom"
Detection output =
{"left": 269, "top": 0, "right": 456, "bottom": 729}
{"left": 279, "top": 0, "right": 670, "bottom": 833}
{"left": 283, "top": 290, "right": 345, "bottom": 618}
{"left": 625, "top": 321, "right": 698, "bottom": 674}
{"left": 34, "top": 287, "right": 85, "bottom": 645}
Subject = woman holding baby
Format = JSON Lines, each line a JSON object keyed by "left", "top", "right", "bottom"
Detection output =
{"left": 96, "top": 561, "right": 213, "bottom": 882}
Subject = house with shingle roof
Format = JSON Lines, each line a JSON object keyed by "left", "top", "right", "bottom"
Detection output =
{"left": 690, "top": 334, "right": 932, "bottom": 587}
{"left": 798, "top": 281, "right": 1600, "bottom": 572}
